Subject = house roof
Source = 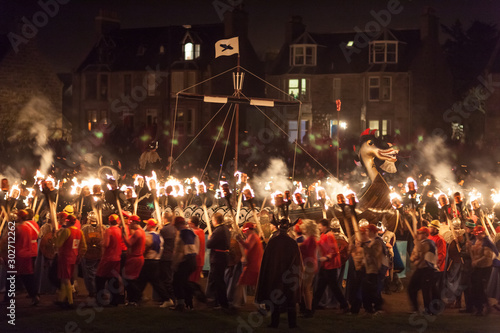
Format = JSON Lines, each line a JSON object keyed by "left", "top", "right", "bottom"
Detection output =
{"left": 267, "top": 28, "right": 422, "bottom": 76}
{"left": 76, "top": 23, "right": 225, "bottom": 72}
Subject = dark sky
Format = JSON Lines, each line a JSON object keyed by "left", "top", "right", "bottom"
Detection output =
{"left": 1, "top": 0, "right": 498, "bottom": 72}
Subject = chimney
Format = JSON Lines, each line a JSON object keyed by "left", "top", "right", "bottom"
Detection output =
{"left": 95, "top": 9, "right": 120, "bottom": 36}
{"left": 224, "top": 7, "right": 248, "bottom": 38}
{"left": 286, "top": 16, "right": 305, "bottom": 43}
{"left": 420, "top": 7, "right": 438, "bottom": 41}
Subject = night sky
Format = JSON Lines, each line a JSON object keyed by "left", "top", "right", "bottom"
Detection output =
{"left": 0, "top": 0, "right": 498, "bottom": 73}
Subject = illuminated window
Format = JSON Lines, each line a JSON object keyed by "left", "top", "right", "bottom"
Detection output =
{"left": 100, "top": 110, "right": 108, "bottom": 125}
{"left": 288, "top": 78, "right": 309, "bottom": 101}
{"left": 183, "top": 42, "right": 200, "bottom": 60}
{"left": 290, "top": 45, "right": 316, "bottom": 66}
{"left": 369, "top": 41, "right": 398, "bottom": 64}
{"left": 368, "top": 120, "right": 390, "bottom": 137}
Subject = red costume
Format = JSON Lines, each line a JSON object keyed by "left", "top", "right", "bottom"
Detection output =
{"left": 238, "top": 232, "right": 264, "bottom": 286}
{"left": 123, "top": 228, "right": 145, "bottom": 280}
{"left": 189, "top": 227, "right": 206, "bottom": 283}
{"left": 317, "top": 231, "right": 341, "bottom": 269}
{"left": 56, "top": 226, "right": 85, "bottom": 279}
{"left": 429, "top": 233, "right": 447, "bottom": 272}
{"left": 96, "top": 225, "right": 122, "bottom": 277}
{"left": 25, "top": 220, "right": 40, "bottom": 258}
{"left": 16, "top": 223, "right": 34, "bottom": 275}
{"left": 300, "top": 235, "right": 318, "bottom": 274}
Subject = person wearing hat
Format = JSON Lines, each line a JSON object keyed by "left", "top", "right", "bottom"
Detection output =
{"left": 63, "top": 205, "right": 81, "bottom": 230}
{"left": 428, "top": 220, "right": 447, "bottom": 304}
{"left": 469, "top": 225, "right": 496, "bottom": 316}
{"left": 135, "top": 218, "right": 173, "bottom": 308}
{"left": 121, "top": 214, "right": 146, "bottom": 306}
{"left": 95, "top": 214, "right": 123, "bottom": 306}
{"left": 54, "top": 215, "right": 87, "bottom": 308}
{"left": 206, "top": 212, "right": 231, "bottom": 310}
{"left": 312, "top": 219, "right": 349, "bottom": 314}
{"left": 256, "top": 216, "right": 302, "bottom": 329}
{"left": 171, "top": 216, "right": 198, "bottom": 311}
{"left": 408, "top": 227, "right": 437, "bottom": 314}
{"left": 81, "top": 212, "right": 106, "bottom": 298}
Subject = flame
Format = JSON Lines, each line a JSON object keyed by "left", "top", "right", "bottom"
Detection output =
{"left": 145, "top": 171, "right": 158, "bottom": 191}
{"left": 389, "top": 187, "right": 402, "bottom": 209}
{"left": 234, "top": 171, "right": 243, "bottom": 184}
{"left": 271, "top": 190, "right": 283, "bottom": 206}
{"left": 9, "top": 184, "right": 20, "bottom": 199}
{"left": 423, "top": 178, "right": 431, "bottom": 187}
{"left": 134, "top": 175, "right": 144, "bottom": 187}
{"left": 315, "top": 186, "right": 329, "bottom": 201}
{"left": 491, "top": 189, "right": 500, "bottom": 205}
{"left": 434, "top": 192, "right": 448, "bottom": 208}
{"left": 70, "top": 177, "right": 81, "bottom": 196}
{"left": 344, "top": 187, "right": 358, "bottom": 204}
{"left": 34, "top": 170, "right": 44, "bottom": 181}
{"left": 242, "top": 183, "right": 255, "bottom": 201}
{"left": 165, "top": 177, "right": 184, "bottom": 197}
{"left": 293, "top": 183, "right": 305, "bottom": 205}
{"left": 264, "top": 181, "right": 272, "bottom": 192}
{"left": 405, "top": 177, "right": 418, "bottom": 192}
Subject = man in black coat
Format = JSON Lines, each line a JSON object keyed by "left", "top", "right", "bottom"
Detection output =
{"left": 256, "top": 219, "right": 303, "bottom": 329}
{"left": 206, "top": 212, "right": 231, "bottom": 309}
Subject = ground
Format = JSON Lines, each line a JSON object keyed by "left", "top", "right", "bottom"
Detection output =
{"left": 1, "top": 277, "right": 499, "bottom": 333}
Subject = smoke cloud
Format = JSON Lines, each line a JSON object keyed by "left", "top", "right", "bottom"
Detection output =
{"left": 9, "top": 96, "right": 58, "bottom": 175}
{"left": 252, "top": 158, "right": 293, "bottom": 198}
{"left": 416, "top": 136, "right": 460, "bottom": 194}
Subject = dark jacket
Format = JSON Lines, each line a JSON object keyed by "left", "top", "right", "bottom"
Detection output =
{"left": 206, "top": 224, "right": 231, "bottom": 264}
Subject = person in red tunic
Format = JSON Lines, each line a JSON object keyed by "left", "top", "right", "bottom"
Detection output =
{"left": 121, "top": 214, "right": 145, "bottom": 306}
{"left": 21, "top": 209, "right": 39, "bottom": 270}
{"left": 188, "top": 216, "right": 206, "bottom": 283}
{"left": 54, "top": 215, "right": 86, "bottom": 308}
{"left": 96, "top": 214, "right": 123, "bottom": 306}
{"left": 298, "top": 219, "right": 319, "bottom": 318}
{"left": 4, "top": 210, "right": 40, "bottom": 305}
{"left": 235, "top": 222, "right": 264, "bottom": 306}
{"left": 428, "top": 220, "right": 447, "bottom": 303}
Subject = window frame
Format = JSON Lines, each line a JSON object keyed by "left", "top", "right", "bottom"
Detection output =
{"left": 369, "top": 41, "right": 398, "bottom": 64}
{"left": 290, "top": 44, "right": 317, "bottom": 66}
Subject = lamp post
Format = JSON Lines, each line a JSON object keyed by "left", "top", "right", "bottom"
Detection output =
{"left": 336, "top": 99, "right": 341, "bottom": 178}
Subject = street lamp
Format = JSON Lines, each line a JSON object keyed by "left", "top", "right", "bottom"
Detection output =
{"left": 336, "top": 99, "right": 341, "bottom": 178}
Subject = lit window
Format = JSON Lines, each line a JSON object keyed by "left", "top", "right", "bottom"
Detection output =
{"left": 100, "top": 110, "right": 108, "bottom": 125}
{"left": 290, "top": 45, "right": 316, "bottom": 66}
{"left": 288, "top": 78, "right": 309, "bottom": 101}
{"left": 183, "top": 42, "right": 200, "bottom": 60}
{"left": 369, "top": 41, "right": 398, "bottom": 64}
{"left": 368, "top": 120, "right": 390, "bottom": 137}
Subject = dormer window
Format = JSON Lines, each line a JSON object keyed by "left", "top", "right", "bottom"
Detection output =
{"left": 183, "top": 42, "right": 200, "bottom": 60}
{"left": 369, "top": 41, "right": 398, "bottom": 64}
{"left": 290, "top": 45, "right": 316, "bottom": 66}
{"left": 182, "top": 32, "right": 201, "bottom": 60}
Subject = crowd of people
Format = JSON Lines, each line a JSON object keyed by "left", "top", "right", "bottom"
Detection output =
{"left": 1, "top": 168, "right": 500, "bottom": 330}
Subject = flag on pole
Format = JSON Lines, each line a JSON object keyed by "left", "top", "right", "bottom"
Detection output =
{"left": 215, "top": 37, "right": 239, "bottom": 58}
